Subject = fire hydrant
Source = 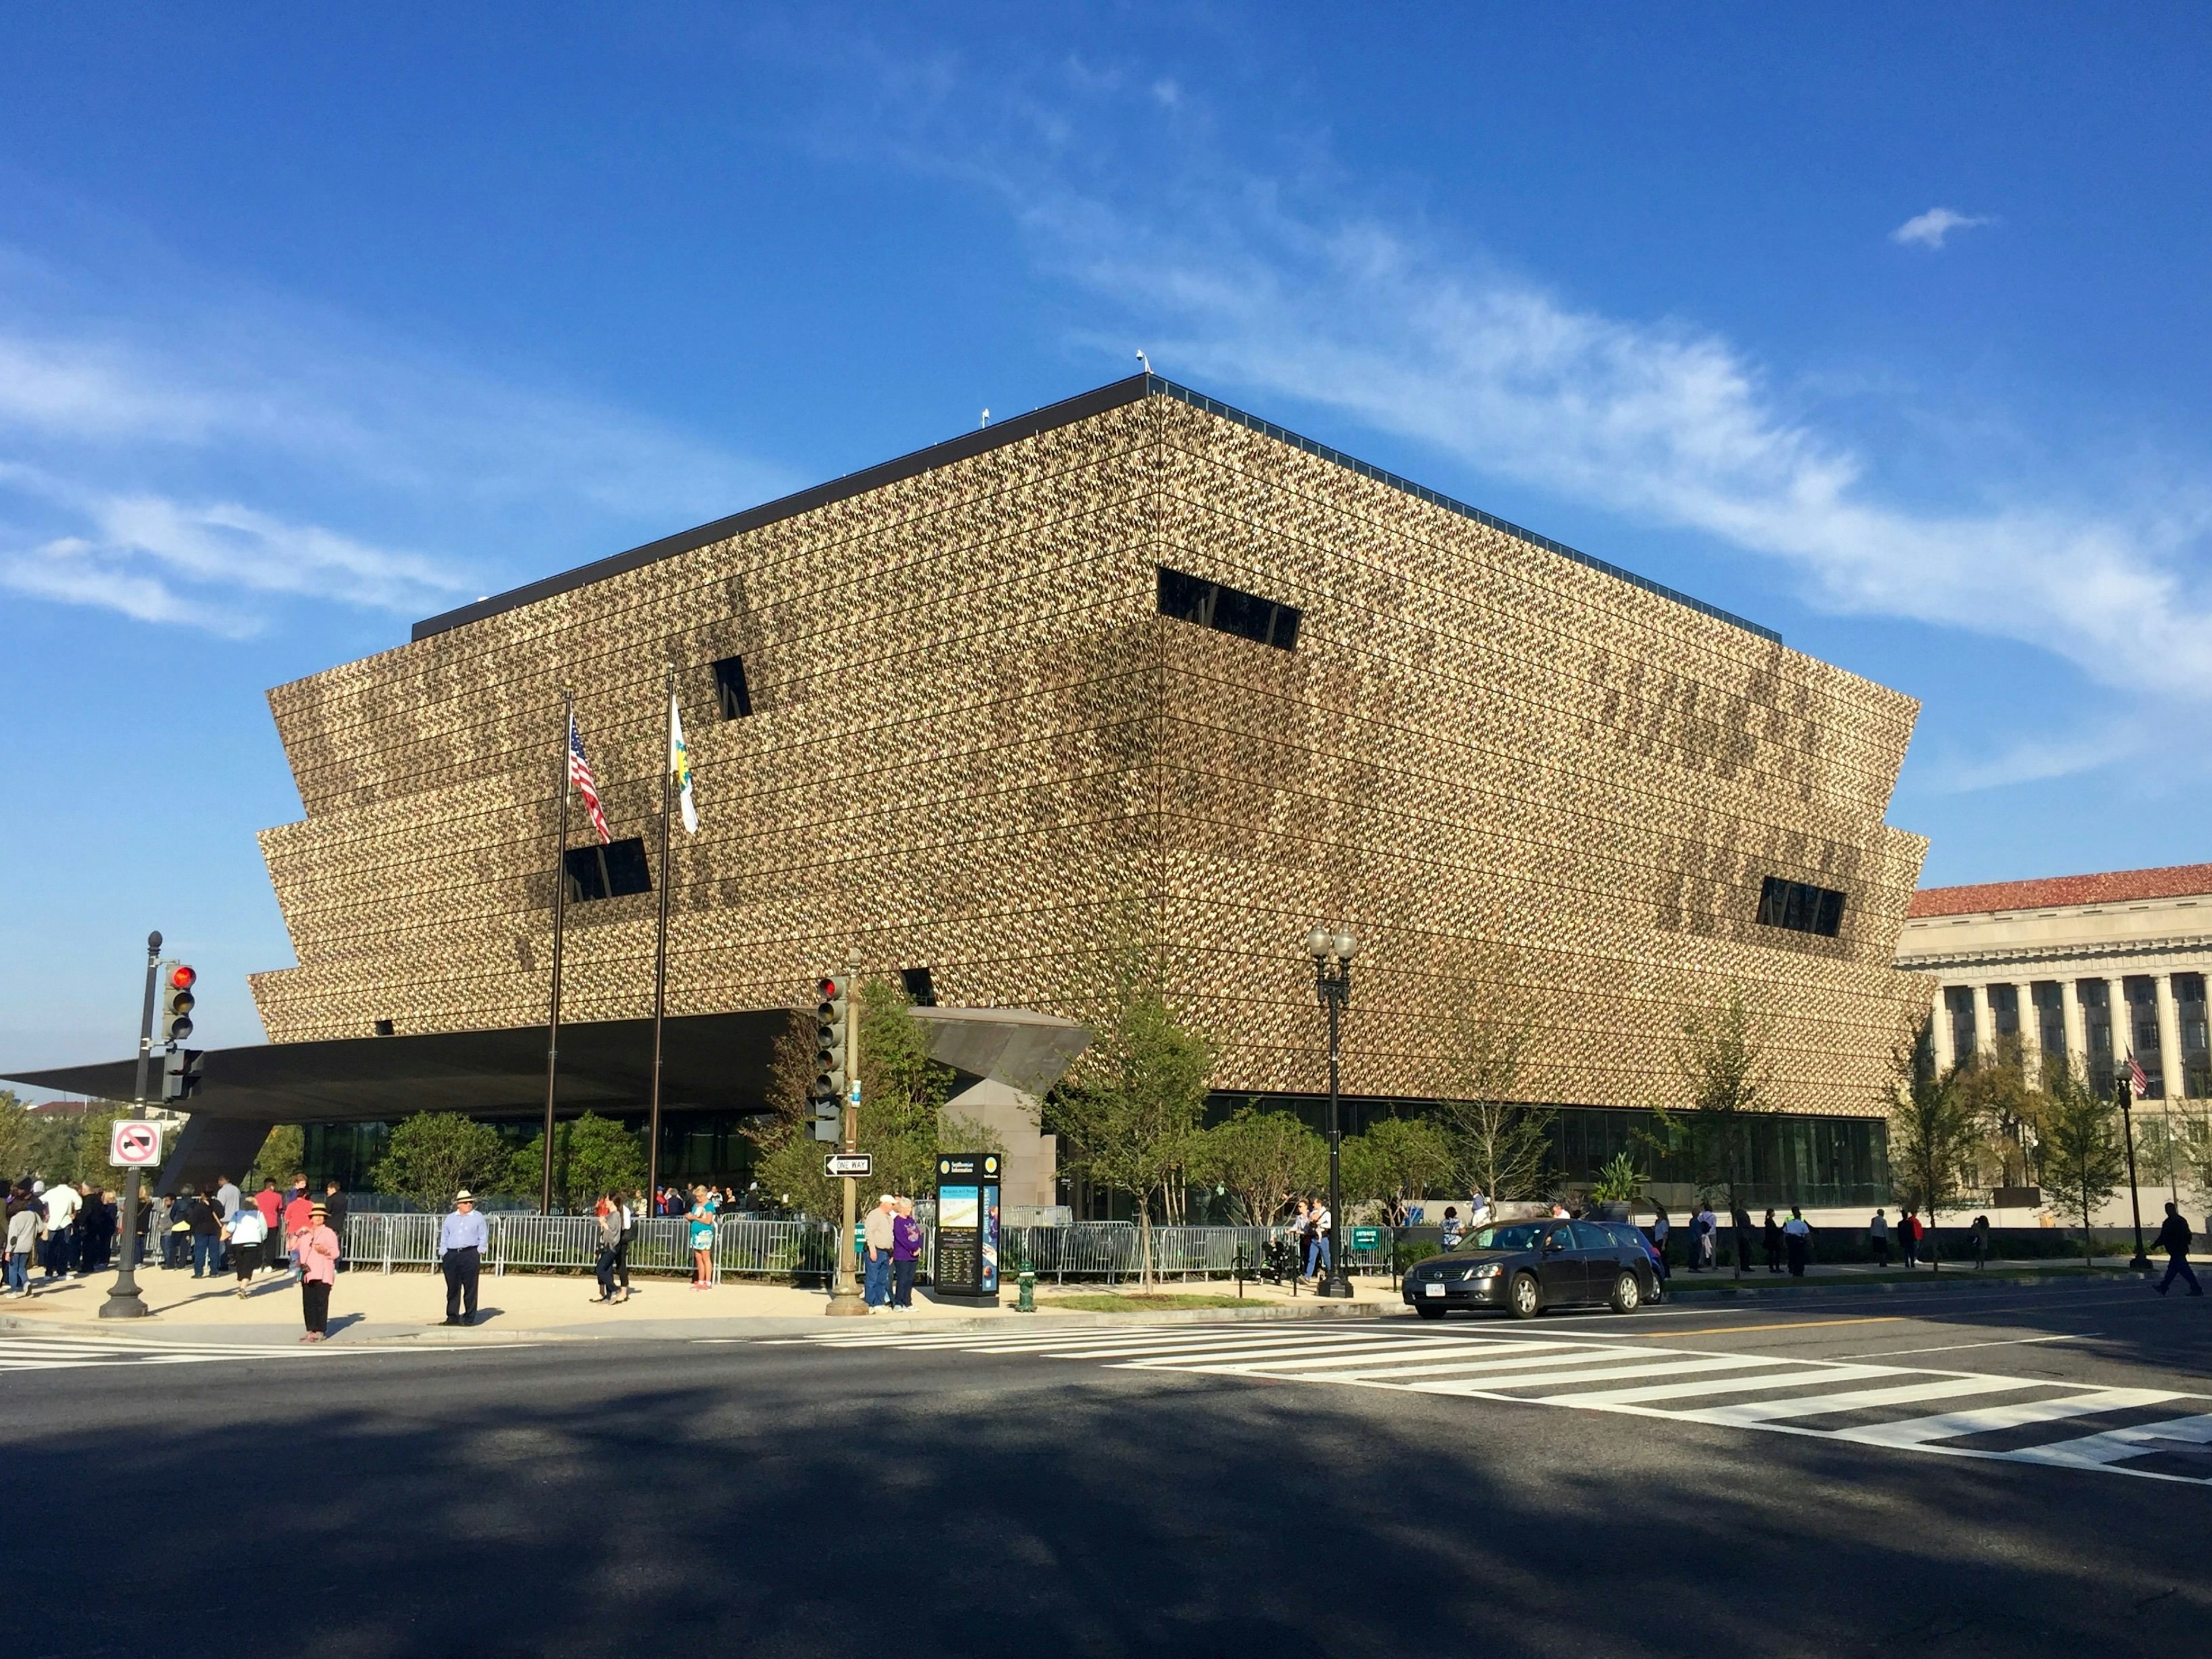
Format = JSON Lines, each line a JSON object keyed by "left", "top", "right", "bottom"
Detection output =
{"left": 1017, "top": 1267, "right": 1036, "bottom": 1313}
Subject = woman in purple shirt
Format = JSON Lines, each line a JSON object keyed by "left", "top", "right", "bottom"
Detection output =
{"left": 890, "top": 1197, "right": 921, "bottom": 1309}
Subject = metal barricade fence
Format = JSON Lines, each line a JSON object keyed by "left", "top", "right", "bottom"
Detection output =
{"left": 338, "top": 1214, "right": 1398, "bottom": 1285}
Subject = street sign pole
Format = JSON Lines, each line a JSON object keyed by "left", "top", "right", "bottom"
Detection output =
{"left": 99, "top": 930, "right": 162, "bottom": 1321}
{"left": 826, "top": 959, "right": 868, "bottom": 1315}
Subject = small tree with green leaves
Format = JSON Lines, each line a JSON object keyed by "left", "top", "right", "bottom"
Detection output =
{"left": 1649, "top": 988, "right": 1776, "bottom": 1279}
{"left": 1190, "top": 1105, "right": 1325, "bottom": 1226}
{"left": 1885, "top": 1013, "right": 1982, "bottom": 1272}
{"left": 0, "top": 1090, "right": 37, "bottom": 1184}
{"left": 370, "top": 1112, "right": 510, "bottom": 1211}
{"left": 1585, "top": 1150, "right": 1646, "bottom": 1206}
{"left": 1048, "top": 957, "right": 1215, "bottom": 1286}
{"left": 1430, "top": 967, "right": 1554, "bottom": 1202}
{"left": 2039, "top": 1059, "right": 2128, "bottom": 1264}
{"left": 505, "top": 1112, "right": 648, "bottom": 1213}
{"left": 1342, "top": 1116, "right": 1454, "bottom": 1221}
{"left": 248, "top": 1125, "right": 305, "bottom": 1194}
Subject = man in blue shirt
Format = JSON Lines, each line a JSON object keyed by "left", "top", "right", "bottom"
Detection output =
{"left": 438, "top": 1190, "right": 489, "bottom": 1326}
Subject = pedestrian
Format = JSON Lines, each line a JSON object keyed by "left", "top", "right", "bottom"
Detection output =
{"left": 1441, "top": 1206, "right": 1463, "bottom": 1251}
{"left": 182, "top": 1187, "right": 223, "bottom": 1278}
{"left": 1900, "top": 1210, "right": 1922, "bottom": 1269}
{"left": 1693, "top": 1201, "right": 1718, "bottom": 1271}
{"left": 1869, "top": 1209, "right": 1891, "bottom": 1267}
{"left": 252, "top": 1178, "right": 282, "bottom": 1236}
{"left": 592, "top": 1194, "right": 624, "bottom": 1305}
{"left": 223, "top": 1198, "right": 267, "bottom": 1297}
{"left": 611, "top": 1190, "right": 635, "bottom": 1303}
{"left": 40, "top": 1179, "right": 79, "bottom": 1281}
{"left": 1783, "top": 1206, "right": 1812, "bottom": 1277}
{"left": 687, "top": 1185, "right": 718, "bottom": 1289}
{"left": 213, "top": 1173, "right": 242, "bottom": 1225}
{"left": 2153, "top": 1201, "right": 2202, "bottom": 1297}
{"left": 1762, "top": 1208, "right": 1783, "bottom": 1273}
{"left": 322, "top": 1180, "right": 350, "bottom": 1272}
{"left": 1651, "top": 1202, "right": 1671, "bottom": 1267}
{"left": 294, "top": 1201, "right": 340, "bottom": 1343}
{"left": 5, "top": 1192, "right": 38, "bottom": 1297}
{"left": 1468, "top": 1188, "right": 1491, "bottom": 1225}
{"left": 1970, "top": 1213, "right": 1990, "bottom": 1270}
{"left": 1732, "top": 1205, "right": 1753, "bottom": 1273}
{"left": 163, "top": 1194, "right": 192, "bottom": 1269}
{"left": 282, "top": 1183, "right": 314, "bottom": 1279}
{"left": 891, "top": 1196, "right": 921, "bottom": 1309}
{"left": 862, "top": 1193, "right": 896, "bottom": 1309}
{"left": 437, "top": 1190, "right": 487, "bottom": 1326}
{"left": 1308, "top": 1196, "right": 1333, "bottom": 1281}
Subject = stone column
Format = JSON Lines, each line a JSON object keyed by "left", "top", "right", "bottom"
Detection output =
{"left": 2017, "top": 982, "right": 2043, "bottom": 1077}
{"left": 1971, "top": 983, "right": 1993, "bottom": 1063}
{"left": 2157, "top": 973, "right": 2187, "bottom": 1100}
{"left": 2108, "top": 976, "right": 2132, "bottom": 1073}
{"left": 2061, "top": 978, "right": 2086, "bottom": 1073}
{"left": 1930, "top": 986, "right": 1956, "bottom": 1073}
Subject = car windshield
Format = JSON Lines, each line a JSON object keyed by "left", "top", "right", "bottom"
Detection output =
{"left": 1469, "top": 1222, "right": 1549, "bottom": 1251}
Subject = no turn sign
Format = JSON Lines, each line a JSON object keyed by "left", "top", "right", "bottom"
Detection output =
{"left": 109, "top": 1120, "right": 164, "bottom": 1169}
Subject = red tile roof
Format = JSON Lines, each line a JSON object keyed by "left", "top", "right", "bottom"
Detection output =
{"left": 1909, "top": 863, "right": 2212, "bottom": 919}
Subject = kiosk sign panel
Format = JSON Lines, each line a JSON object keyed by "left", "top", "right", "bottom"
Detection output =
{"left": 933, "top": 1152, "right": 1002, "bottom": 1303}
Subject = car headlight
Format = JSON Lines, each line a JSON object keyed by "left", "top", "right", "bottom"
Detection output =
{"left": 1470, "top": 1262, "right": 1502, "bottom": 1279}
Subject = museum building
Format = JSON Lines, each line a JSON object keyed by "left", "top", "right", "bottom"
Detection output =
{"left": 12, "top": 373, "right": 1934, "bottom": 1207}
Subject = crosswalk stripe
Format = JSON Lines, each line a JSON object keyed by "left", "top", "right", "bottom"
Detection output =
{"left": 1408, "top": 1354, "right": 1789, "bottom": 1395}
{"left": 1675, "top": 1375, "right": 2039, "bottom": 1426}
{"left": 1150, "top": 1343, "right": 1647, "bottom": 1382}
{"left": 2001, "top": 1411, "right": 2212, "bottom": 1469}
{"left": 1550, "top": 1363, "right": 1900, "bottom": 1407}
{"left": 1832, "top": 1388, "right": 2175, "bottom": 1448}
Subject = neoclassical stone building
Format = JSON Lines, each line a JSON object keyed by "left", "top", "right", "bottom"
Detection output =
{"left": 1895, "top": 863, "right": 2212, "bottom": 1103}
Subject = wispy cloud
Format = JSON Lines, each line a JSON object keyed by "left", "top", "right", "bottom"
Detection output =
{"left": 1891, "top": 207, "right": 1995, "bottom": 249}
{"left": 0, "top": 247, "right": 788, "bottom": 635}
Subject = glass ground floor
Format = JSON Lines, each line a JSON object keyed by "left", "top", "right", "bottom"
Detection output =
{"left": 303, "top": 1111, "right": 763, "bottom": 1198}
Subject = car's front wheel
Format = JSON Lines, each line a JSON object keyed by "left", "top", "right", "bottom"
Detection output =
{"left": 1609, "top": 1270, "right": 1641, "bottom": 1313}
{"left": 1509, "top": 1271, "right": 1541, "bottom": 1319}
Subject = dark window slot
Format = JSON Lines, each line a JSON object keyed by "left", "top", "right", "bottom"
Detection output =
{"left": 711, "top": 655, "right": 753, "bottom": 719}
{"left": 1756, "top": 876, "right": 1846, "bottom": 938}
{"left": 1156, "top": 565, "right": 1301, "bottom": 652}
{"left": 565, "top": 837, "right": 653, "bottom": 903}
{"left": 900, "top": 966, "right": 938, "bottom": 1007}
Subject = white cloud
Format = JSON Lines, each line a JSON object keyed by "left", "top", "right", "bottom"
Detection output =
{"left": 1891, "top": 207, "right": 1994, "bottom": 249}
{"left": 0, "top": 247, "right": 790, "bottom": 636}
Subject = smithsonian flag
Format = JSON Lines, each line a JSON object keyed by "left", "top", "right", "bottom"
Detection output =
{"left": 670, "top": 694, "right": 699, "bottom": 834}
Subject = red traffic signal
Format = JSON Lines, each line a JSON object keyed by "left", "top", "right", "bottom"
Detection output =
{"left": 817, "top": 975, "right": 841, "bottom": 1001}
{"left": 169, "top": 964, "right": 197, "bottom": 991}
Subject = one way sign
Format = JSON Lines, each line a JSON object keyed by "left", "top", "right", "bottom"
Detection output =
{"left": 823, "top": 1153, "right": 873, "bottom": 1179}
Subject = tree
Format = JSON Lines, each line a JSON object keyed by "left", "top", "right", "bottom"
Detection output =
{"left": 370, "top": 1112, "right": 510, "bottom": 1210}
{"left": 249, "top": 1126, "right": 305, "bottom": 1192}
{"left": 1884, "top": 1013, "right": 1982, "bottom": 1271}
{"left": 1585, "top": 1151, "right": 1646, "bottom": 1205}
{"left": 0, "top": 1090, "right": 36, "bottom": 1183}
{"left": 2039, "top": 1059, "right": 2127, "bottom": 1264}
{"left": 504, "top": 1113, "right": 647, "bottom": 1213}
{"left": 1191, "top": 1105, "right": 1325, "bottom": 1225}
{"left": 1342, "top": 1116, "right": 1454, "bottom": 1221}
{"left": 1047, "top": 956, "right": 1215, "bottom": 1286}
{"left": 1429, "top": 967, "right": 1554, "bottom": 1202}
{"left": 1651, "top": 988, "right": 1776, "bottom": 1278}
{"left": 2175, "top": 1110, "right": 2212, "bottom": 1207}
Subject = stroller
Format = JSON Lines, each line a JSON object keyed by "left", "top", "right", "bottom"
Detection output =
{"left": 1257, "top": 1231, "right": 1301, "bottom": 1285}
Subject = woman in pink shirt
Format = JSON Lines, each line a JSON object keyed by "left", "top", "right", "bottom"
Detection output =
{"left": 295, "top": 1202, "right": 340, "bottom": 1343}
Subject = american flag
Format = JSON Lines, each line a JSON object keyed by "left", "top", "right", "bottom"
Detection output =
{"left": 2127, "top": 1052, "right": 2149, "bottom": 1098}
{"left": 568, "top": 714, "right": 611, "bottom": 844}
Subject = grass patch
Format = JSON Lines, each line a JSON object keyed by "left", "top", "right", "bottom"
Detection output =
{"left": 1044, "top": 1292, "right": 1255, "bottom": 1312}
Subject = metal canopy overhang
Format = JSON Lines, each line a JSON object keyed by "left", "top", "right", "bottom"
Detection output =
{"left": 2, "top": 1010, "right": 794, "bottom": 1124}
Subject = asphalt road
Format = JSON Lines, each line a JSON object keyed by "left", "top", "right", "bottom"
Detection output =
{"left": 7, "top": 1278, "right": 2209, "bottom": 1658}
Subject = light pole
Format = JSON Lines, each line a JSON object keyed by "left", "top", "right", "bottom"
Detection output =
{"left": 1304, "top": 925, "right": 1358, "bottom": 1300}
{"left": 99, "top": 930, "right": 162, "bottom": 1320}
{"left": 2117, "top": 1076, "right": 2152, "bottom": 1271}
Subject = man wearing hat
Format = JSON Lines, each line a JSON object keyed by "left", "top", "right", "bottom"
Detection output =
{"left": 437, "top": 1190, "right": 488, "bottom": 1326}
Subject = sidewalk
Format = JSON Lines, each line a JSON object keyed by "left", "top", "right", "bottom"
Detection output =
{"left": 1657, "top": 1253, "right": 2199, "bottom": 1297}
{"left": 0, "top": 1259, "right": 1406, "bottom": 1344}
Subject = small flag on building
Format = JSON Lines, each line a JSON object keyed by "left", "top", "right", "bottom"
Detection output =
{"left": 568, "top": 713, "right": 611, "bottom": 844}
{"left": 670, "top": 692, "right": 698, "bottom": 834}
{"left": 2128, "top": 1053, "right": 2149, "bottom": 1097}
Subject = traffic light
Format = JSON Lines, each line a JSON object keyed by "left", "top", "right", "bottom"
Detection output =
{"left": 160, "top": 964, "right": 197, "bottom": 1045}
{"left": 809, "top": 974, "right": 847, "bottom": 1143}
{"left": 161, "top": 1047, "right": 202, "bottom": 1102}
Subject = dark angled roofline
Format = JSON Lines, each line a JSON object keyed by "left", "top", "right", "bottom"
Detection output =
{"left": 412, "top": 372, "right": 1779, "bottom": 646}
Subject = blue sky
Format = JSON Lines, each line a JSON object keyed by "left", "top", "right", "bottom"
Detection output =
{"left": 4, "top": 4, "right": 2210, "bottom": 1075}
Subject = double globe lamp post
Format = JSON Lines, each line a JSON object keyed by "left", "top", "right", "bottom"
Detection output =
{"left": 1304, "top": 925, "right": 1358, "bottom": 1300}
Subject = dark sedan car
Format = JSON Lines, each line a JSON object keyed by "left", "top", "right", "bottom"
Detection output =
{"left": 1401, "top": 1218, "right": 1660, "bottom": 1319}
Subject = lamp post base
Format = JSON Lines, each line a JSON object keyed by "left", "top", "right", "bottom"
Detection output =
{"left": 1316, "top": 1274, "right": 1354, "bottom": 1300}
{"left": 825, "top": 1285, "right": 870, "bottom": 1316}
{"left": 98, "top": 1278, "right": 150, "bottom": 1320}
{"left": 2130, "top": 1253, "right": 2154, "bottom": 1272}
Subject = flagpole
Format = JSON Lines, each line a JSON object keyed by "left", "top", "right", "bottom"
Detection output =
{"left": 543, "top": 688, "right": 573, "bottom": 1217}
{"left": 649, "top": 661, "right": 675, "bottom": 1209}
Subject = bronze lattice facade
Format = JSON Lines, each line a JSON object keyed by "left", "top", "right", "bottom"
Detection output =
{"left": 248, "top": 374, "right": 1931, "bottom": 1120}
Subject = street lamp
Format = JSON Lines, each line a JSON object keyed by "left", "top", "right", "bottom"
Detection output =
{"left": 1304, "top": 924, "right": 1358, "bottom": 1299}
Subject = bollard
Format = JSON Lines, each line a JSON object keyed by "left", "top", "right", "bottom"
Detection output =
{"left": 1017, "top": 1267, "right": 1036, "bottom": 1313}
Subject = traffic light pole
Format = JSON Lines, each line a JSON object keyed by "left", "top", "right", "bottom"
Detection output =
{"left": 99, "top": 930, "right": 162, "bottom": 1321}
{"left": 2119, "top": 1080, "right": 2152, "bottom": 1271}
{"left": 827, "top": 960, "right": 867, "bottom": 1315}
